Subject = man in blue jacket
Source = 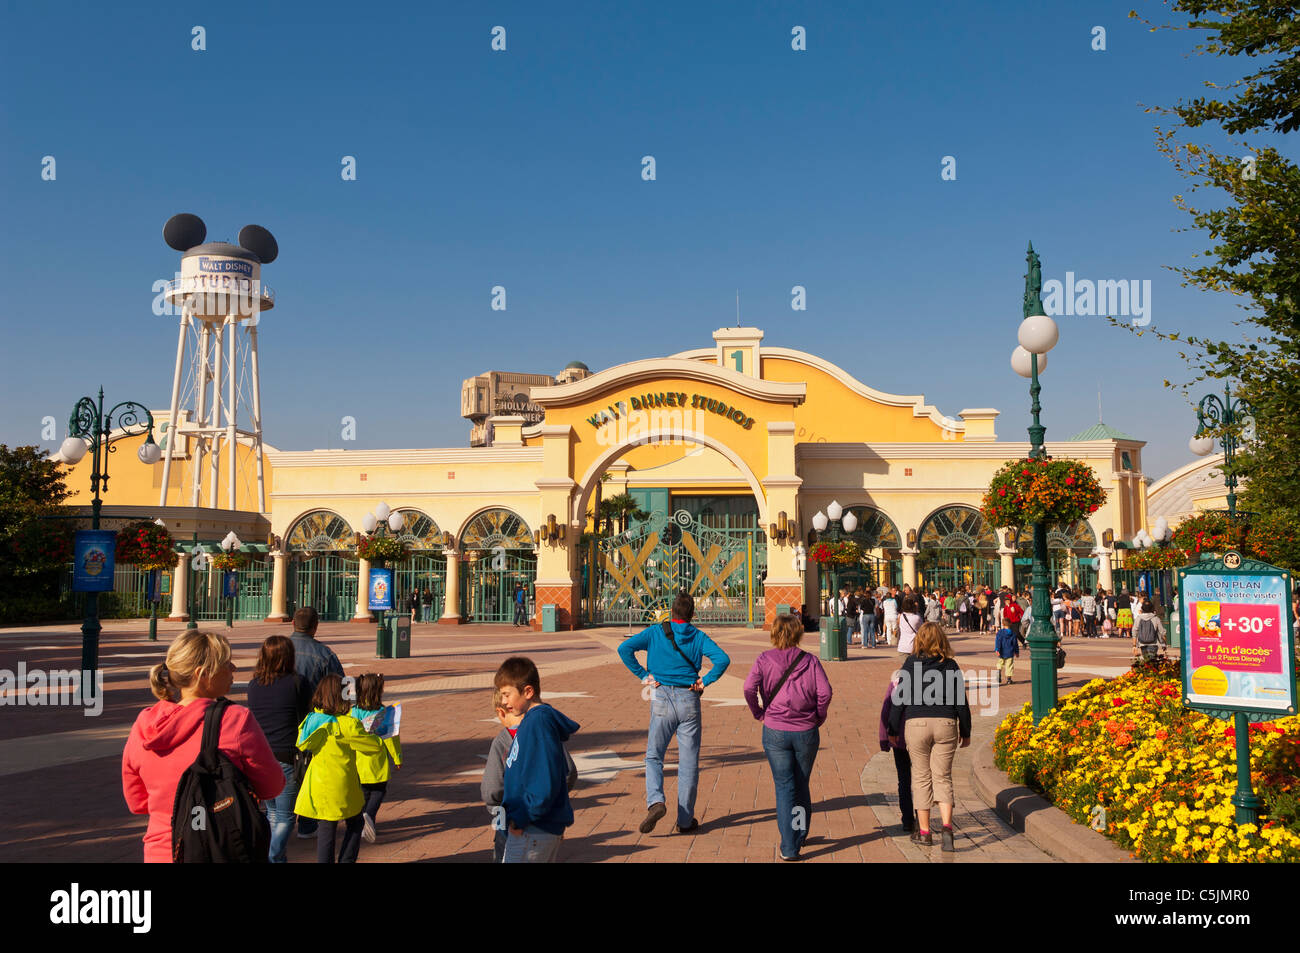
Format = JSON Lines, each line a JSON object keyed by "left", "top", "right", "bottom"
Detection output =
{"left": 618, "top": 591, "right": 730, "bottom": 834}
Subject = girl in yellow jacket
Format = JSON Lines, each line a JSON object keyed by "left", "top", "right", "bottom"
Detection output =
{"left": 350, "top": 673, "right": 403, "bottom": 844}
{"left": 295, "top": 674, "right": 382, "bottom": 863}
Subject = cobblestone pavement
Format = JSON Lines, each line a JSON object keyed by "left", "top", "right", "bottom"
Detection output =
{"left": 0, "top": 618, "right": 1144, "bottom": 862}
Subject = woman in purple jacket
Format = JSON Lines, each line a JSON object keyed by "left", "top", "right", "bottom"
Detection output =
{"left": 743, "top": 613, "right": 833, "bottom": 861}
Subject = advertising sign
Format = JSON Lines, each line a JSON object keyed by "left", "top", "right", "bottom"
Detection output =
{"left": 368, "top": 567, "right": 394, "bottom": 611}
{"left": 1180, "top": 554, "right": 1296, "bottom": 717}
{"left": 223, "top": 571, "right": 239, "bottom": 599}
{"left": 72, "top": 530, "right": 116, "bottom": 592}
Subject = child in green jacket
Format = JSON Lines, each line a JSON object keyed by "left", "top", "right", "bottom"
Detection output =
{"left": 296, "top": 674, "right": 382, "bottom": 863}
{"left": 350, "top": 673, "right": 402, "bottom": 845}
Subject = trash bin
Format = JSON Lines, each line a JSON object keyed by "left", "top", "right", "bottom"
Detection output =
{"left": 388, "top": 614, "right": 411, "bottom": 659}
{"left": 776, "top": 603, "right": 791, "bottom": 619}
{"left": 541, "top": 604, "right": 557, "bottom": 633}
{"left": 819, "top": 615, "right": 847, "bottom": 662}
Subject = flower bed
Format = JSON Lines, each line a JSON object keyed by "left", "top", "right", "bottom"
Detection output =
{"left": 993, "top": 658, "right": 1300, "bottom": 862}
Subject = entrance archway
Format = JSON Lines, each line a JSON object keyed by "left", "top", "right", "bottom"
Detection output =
{"left": 457, "top": 507, "right": 536, "bottom": 624}
{"left": 285, "top": 509, "right": 358, "bottom": 621}
{"left": 390, "top": 509, "right": 447, "bottom": 623}
{"left": 916, "top": 505, "right": 1000, "bottom": 591}
{"left": 1014, "top": 521, "right": 1099, "bottom": 592}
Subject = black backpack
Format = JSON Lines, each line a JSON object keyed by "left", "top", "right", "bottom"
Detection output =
{"left": 171, "top": 698, "right": 271, "bottom": 863}
{"left": 1134, "top": 616, "right": 1159, "bottom": 645}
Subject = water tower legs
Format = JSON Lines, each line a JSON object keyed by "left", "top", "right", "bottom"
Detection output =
{"left": 159, "top": 305, "right": 190, "bottom": 507}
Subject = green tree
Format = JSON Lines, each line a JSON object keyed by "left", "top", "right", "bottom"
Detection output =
{"left": 599, "top": 492, "right": 650, "bottom": 536}
{"left": 1123, "top": 2, "right": 1300, "bottom": 567}
{"left": 0, "top": 445, "right": 74, "bottom": 621}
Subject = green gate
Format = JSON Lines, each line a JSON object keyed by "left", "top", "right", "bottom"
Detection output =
{"left": 917, "top": 552, "right": 1001, "bottom": 591}
{"left": 462, "top": 551, "right": 536, "bottom": 623}
{"left": 62, "top": 563, "right": 174, "bottom": 619}
{"left": 189, "top": 562, "right": 274, "bottom": 622}
{"left": 587, "top": 510, "right": 765, "bottom": 626}
{"left": 393, "top": 553, "right": 446, "bottom": 622}
{"left": 288, "top": 554, "right": 358, "bottom": 622}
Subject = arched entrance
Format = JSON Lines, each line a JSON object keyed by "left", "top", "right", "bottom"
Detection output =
{"left": 389, "top": 509, "right": 447, "bottom": 623}
{"left": 815, "top": 505, "right": 903, "bottom": 610}
{"left": 458, "top": 508, "right": 537, "bottom": 624}
{"left": 916, "top": 505, "right": 1000, "bottom": 591}
{"left": 285, "top": 510, "right": 358, "bottom": 622}
{"left": 1014, "top": 521, "right": 1099, "bottom": 592}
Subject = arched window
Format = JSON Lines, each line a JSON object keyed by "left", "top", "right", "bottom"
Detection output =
{"left": 844, "top": 506, "right": 902, "bottom": 550}
{"left": 919, "top": 506, "right": 999, "bottom": 551}
{"left": 1016, "top": 521, "right": 1097, "bottom": 553}
{"left": 286, "top": 510, "right": 354, "bottom": 552}
{"left": 459, "top": 508, "right": 534, "bottom": 551}
{"left": 392, "top": 509, "right": 445, "bottom": 550}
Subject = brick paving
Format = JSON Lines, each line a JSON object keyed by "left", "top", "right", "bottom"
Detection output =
{"left": 0, "top": 618, "right": 1145, "bottom": 862}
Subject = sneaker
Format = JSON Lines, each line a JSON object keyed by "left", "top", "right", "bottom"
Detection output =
{"left": 676, "top": 818, "right": 700, "bottom": 834}
{"left": 1006, "top": 677, "right": 1013, "bottom": 684}
{"left": 910, "top": 829, "right": 933, "bottom": 846}
{"left": 780, "top": 852, "right": 800, "bottom": 861}
{"left": 639, "top": 802, "right": 667, "bottom": 834}
{"left": 941, "top": 826, "right": 955, "bottom": 852}
{"left": 362, "top": 813, "right": 376, "bottom": 843}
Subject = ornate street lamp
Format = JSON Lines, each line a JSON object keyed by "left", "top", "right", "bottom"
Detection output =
{"left": 811, "top": 501, "right": 859, "bottom": 661}
{"left": 1188, "top": 383, "right": 1263, "bottom": 825}
{"left": 362, "top": 503, "right": 406, "bottom": 654}
{"left": 60, "top": 388, "right": 159, "bottom": 695}
{"left": 1010, "top": 243, "right": 1060, "bottom": 724}
{"left": 220, "top": 531, "right": 242, "bottom": 628}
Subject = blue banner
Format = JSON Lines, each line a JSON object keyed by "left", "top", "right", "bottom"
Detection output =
{"left": 73, "top": 530, "right": 116, "bottom": 592}
{"left": 369, "top": 567, "right": 393, "bottom": 611}
{"left": 223, "top": 570, "right": 239, "bottom": 599}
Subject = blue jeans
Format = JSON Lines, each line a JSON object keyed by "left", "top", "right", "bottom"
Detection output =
{"left": 503, "top": 825, "right": 562, "bottom": 862}
{"left": 762, "top": 724, "right": 819, "bottom": 858}
{"left": 267, "top": 761, "right": 299, "bottom": 863}
{"left": 646, "top": 684, "right": 702, "bottom": 829}
{"left": 862, "top": 613, "right": 877, "bottom": 647}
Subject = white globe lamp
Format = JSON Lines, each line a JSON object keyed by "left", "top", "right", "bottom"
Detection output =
{"left": 374, "top": 502, "right": 391, "bottom": 521}
{"left": 60, "top": 436, "right": 89, "bottom": 463}
{"left": 1189, "top": 434, "right": 1215, "bottom": 457}
{"left": 361, "top": 512, "right": 378, "bottom": 533}
{"left": 387, "top": 511, "right": 404, "bottom": 533}
{"left": 137, "top": 439, "right": 162, "bottom": 465}
{"left": 841, "top": 510, "right": 859, "bottom": 533}
{"left": 1018, "top": 314, "right": 1059, "bottom": 354}
{"left": 812, "top": 511, "right": 829, "bottom": 533}
{"left": 826, "top": 500, "right": 843, "bottom": 522}
{"left": 1011, "top": 346, "right": 1048, "bottom": 378}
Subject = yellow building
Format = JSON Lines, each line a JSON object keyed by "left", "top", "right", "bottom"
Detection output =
{"left": 61, "top": 326, "right": 1150, "bottom": 629}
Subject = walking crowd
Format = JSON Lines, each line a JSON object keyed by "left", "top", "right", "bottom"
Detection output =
{"left": 124, "top": 576, "right": 1161, "bottom": 864}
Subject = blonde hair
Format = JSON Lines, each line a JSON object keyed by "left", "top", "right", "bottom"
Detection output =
{"left": 770, "top": 614, "right": 804, "bottom": 649}
{"left": 149, "top": 629, "right": 232, "bottom": 701}
{"left": 491, "top": 686, "right": 505, "bottom": 712}
{"left": 913, "top": 621, "right": 955, "bottom": 661}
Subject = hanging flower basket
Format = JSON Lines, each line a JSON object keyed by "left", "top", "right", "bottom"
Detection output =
{"left": 808, "top": 540, "right": 863, "bottom": 566}
{"left": 209, "top": 551, "right": 248, "bottom": 570}
{"left": 114, "top": 521, "right": 176, "bottom": 571}
{"left": 1125, "top": 547, "right": 1189, "bottom": 570}
{"left": 1170, "top": 511, "right": 1235, "bottom": 556}
{"left": 356, "top": 534, "right": 407, "bottom": 564}
{"left": 981, "top": 457, "right": 1106, "bottom": 528}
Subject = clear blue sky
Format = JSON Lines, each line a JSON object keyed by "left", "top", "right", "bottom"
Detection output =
{"left": 2, "top": 0, "right": 1292, "bottom": 480}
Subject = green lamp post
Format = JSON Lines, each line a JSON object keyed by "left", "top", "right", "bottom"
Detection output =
{"left": 362, "top": 503, "right": 407, "bottom": 656}
{"left": 1011, "top": 243, "right": 1061, "bottom": 725}
{"left": 219, "top": 531, "right": 243, "bottom": 629}
{"left": 811, "top": 502, "right": 859, "bottom": 661}
{"left": 59, "top": 388, "right": 160, "bottom": 697}
{"left": 1188, "top": 383, "right": 1264, "bottom": 825}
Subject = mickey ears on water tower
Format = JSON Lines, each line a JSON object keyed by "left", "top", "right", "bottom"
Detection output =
{"left": 163, "top": 213, "right": 206, "bottom": 251}
{"left": 238, "top": 224, "right": 278, "bottom": 264}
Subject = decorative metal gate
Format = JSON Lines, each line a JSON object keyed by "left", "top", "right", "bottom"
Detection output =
{"left": 288, "top": 554, "right": 358, "bottom": 622}
{"left": 189, "top": 562, "right": 274, "bottom": 622}
{"left": 393, "top": 553, "right": 446, "bottom": 622}
{"left": 462, "top": 551, "right": 536, "bottom": 623}
{"left": 587, "top": 509, "right": 765, "bottom": 626}
{"left": 917, "top": 553, "right": 1001, "bottom": 591}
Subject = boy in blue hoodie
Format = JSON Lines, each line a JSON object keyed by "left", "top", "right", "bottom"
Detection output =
{"left": 994, "top": 626, "right": 1019, "bottom": 685}
{"left": 497, "top": 656, "right": 581, "bottom": 863}
{"left": 617, "top": 590, "right": 730, "bottom": 835}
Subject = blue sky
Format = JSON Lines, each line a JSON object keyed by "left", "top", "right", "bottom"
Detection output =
{"left": 2, "top": 0, "right": 1292, "bottom": 479}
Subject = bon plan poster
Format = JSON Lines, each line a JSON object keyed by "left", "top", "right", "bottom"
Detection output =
{"left": 1182, "top": 571, "right": 1294, "bottom": 714}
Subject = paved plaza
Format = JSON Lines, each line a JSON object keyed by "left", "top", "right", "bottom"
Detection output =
{"left": 0, "top": 618, "right": 1155, "bottom": 863}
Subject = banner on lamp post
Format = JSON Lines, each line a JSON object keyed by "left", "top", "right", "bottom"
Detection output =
{"left": 73, "top": 530, "right": 116, "bottom": 593}
{"left": 369, "top": 568, "right": 394, "bottom": 611}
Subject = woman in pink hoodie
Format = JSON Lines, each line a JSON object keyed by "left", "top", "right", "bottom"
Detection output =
{"left": 122, "top": 629, "right": 284, "bottom": 862}
{"left": 743, "top": 614, "right": 833, "bottom": 861}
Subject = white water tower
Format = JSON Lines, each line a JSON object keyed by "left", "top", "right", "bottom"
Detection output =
{"left": 157, "top": 214, "right": 277, "bottom": 513}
